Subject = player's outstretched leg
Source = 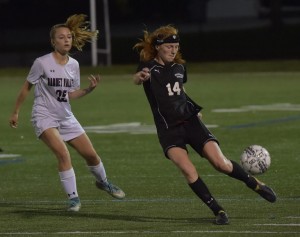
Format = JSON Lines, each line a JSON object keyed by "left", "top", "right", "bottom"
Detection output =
{"left": 248, "top": 176, "right": 277, "bottom": 203}
{"left": 96, "top": 180, "right": 125, "bottom": 199}
{"left": 228, "top": 160, "right": 276, "bottom": 203}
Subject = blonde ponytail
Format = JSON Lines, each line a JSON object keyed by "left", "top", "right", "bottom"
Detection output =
{"left": 50, "top": 14, "right": 98, "bottom": 51}
{"left": 65, "top": 14, "right": 98, "bottom": 51}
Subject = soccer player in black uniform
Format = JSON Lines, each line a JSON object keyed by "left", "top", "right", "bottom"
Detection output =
{"left": 133, "top": 25, "right": 276, "bottom": 225}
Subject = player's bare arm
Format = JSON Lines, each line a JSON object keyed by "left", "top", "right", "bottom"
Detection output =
{"left": 133, "top": 67, "right": 150, "bottom": 85}
{"left": 9, "top": 81, "right": 33, "bottom": 128}
{"left": 69, "top": 74, "right": 101, "bottom": 99}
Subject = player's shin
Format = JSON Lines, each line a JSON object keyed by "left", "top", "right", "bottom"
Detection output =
{"left": 227, "top": 160, "right": 257, "bottom": 189}
{"left": 189, "top": 177, "right": 225, "bottom": 215}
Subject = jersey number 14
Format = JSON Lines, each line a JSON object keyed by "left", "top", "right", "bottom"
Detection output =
{"left": 166, "top": 82, "right": 181, "bottom": 96}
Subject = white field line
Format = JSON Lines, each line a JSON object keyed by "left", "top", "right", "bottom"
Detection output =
{"left": 0, "top": 230, "right": 299, "bottom": 235}
{"left": 255, "top": 224, "right": 300, "bottom": 226}
{"left": 0, "top": 154, "right": 21, "bottom": 159}
{"left": 83, "top": 122, "right": 218, "bottom": 134}
{"left": 0, "top": 197, "right": 299, "bottom": 205}
{"left": 212, "top": 103, "right": 300, "bottom": 113}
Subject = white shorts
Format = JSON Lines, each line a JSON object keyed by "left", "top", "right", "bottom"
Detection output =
{"left": 31, "top": 116, "right": 85, "bottom": 141}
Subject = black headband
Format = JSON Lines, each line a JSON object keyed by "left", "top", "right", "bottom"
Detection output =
{"left": 155, "top": 34, "right": 180, "bottom": 45}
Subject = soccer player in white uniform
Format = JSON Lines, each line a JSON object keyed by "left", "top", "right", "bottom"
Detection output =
{"left": 9, "top": 14, "right": 125, "bottom": 211}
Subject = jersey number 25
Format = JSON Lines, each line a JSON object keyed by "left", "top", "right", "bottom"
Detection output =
{"left": 56, "top": 89, "right": 68, "bottom": 102}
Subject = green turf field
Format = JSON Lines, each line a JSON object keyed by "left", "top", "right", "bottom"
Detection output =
{"left": 0, "top": 61, "right": 299, "bottom": 236}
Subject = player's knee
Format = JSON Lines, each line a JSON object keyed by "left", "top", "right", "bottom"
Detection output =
{"left": 212, "top": 159, "right": 232, "bottom": 173}
{"left": 55, "top": 149, "right": 70, "bottom": 161}
{"left": 83, "top": 152, "right": 99, "bottom": 165}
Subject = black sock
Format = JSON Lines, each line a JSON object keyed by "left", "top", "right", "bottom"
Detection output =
{"left": 189, "top": 177, "right": 224, "bottom": 216}
{"left": 228, "top": 160, "right": 257, "bottom": 189}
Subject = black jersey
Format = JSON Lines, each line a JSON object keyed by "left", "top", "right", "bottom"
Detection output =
{"left": 137, "top": 60, "right": 202, "bottom": 129}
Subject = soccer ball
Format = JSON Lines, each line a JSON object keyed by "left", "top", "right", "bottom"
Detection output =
{"left": 240, "top": 145, "right": 271, "bottom": 175}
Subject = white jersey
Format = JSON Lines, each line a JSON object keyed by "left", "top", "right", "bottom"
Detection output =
{"left": 27, "top": 53, "right": 80, "bottom": 121}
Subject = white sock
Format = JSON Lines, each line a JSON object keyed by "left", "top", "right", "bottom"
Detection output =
{"left": 88, "top": 162, "right": 107, "bottom": 183}
{"left": 59, "top": 168, "right": 78, "bottom": 199}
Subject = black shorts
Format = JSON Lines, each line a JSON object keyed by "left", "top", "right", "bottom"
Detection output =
{"left": 157, "top": 115, "right": 219, "bottom": 158}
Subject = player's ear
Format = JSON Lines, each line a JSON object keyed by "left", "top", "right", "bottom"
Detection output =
{"left": 155, "top": 45, "right": 159, "bottom": 50}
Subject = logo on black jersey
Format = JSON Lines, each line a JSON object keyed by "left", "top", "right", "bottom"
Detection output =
{"left": 154, "top": 69, "right": 160, "bottom": 73}
{"left": 174, "top": 73, "right": 183, "bottom": 79}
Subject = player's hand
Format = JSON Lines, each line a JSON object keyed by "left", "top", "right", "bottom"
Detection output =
{"left": 197, "top": 112, "right": 203, "bottom": 120}
{"left": 88, "top": 74, "right": 101, "bottom": 90}
{"left": 9, "top": 113, "right": 19, "bottom": 128}
{"left": 134, "top": 68, "right": 150, "bottom": 84}
{"left": 139, "top": 68, "right": 150, "bottom": 82}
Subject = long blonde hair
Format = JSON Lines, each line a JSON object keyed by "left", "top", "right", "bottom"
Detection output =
{"left": 50, "top": 14, "right": 98, "bottom": 51}
{"left": 133, "top": 25, "right": 185, "bottom": 64}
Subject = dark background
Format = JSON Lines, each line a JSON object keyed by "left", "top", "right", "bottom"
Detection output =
{"left": 0, "top": 0, "right": 300, "bottom": 66}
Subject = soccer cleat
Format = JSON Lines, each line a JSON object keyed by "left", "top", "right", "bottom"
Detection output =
{"left": 214, "top": 210, "right": 229, "bottom": 225}
{"left": 67, "top": 197, "right": 81, "bottom": 212}
{"left": 96, "top": 180, "right": 125, "bottom": 199}
{"left": 253, "top": 177, "right": 277, "bottom": 203}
